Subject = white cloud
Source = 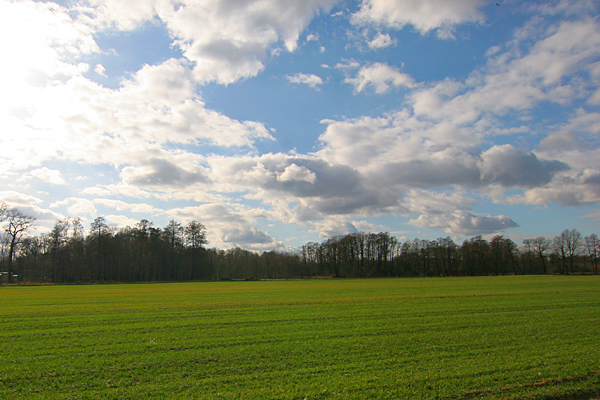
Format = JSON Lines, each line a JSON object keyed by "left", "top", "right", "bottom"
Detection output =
{"left": 345, "top": 62, "right": 416, "bottom": 94}
{"left": 403, "top": 189, "right": 476, "bottom": 216}
{"left": 103, "top": 214, "right": 142, "bottom": 228}
{"left": 94, "top": 64, "right": 107, "bottom": 77}
{"left": 2, "top": 57, "right": 274, "bottom": 174}
{"left": 351, "top": 220, "right": 387, "bottom": 233}
{"left": 352, "top": 0, "right": 485, "bottom": 36}
{"left": 26, "top": 167, "right": 67, "bottom": 185}
{"left": 286, "top": 73, "right": 324, "bottom": 89}
{"left": 50, "top": 197, "right": 97, "bottom": 217}
{"left": 277, "top": 164, "right": 317, "bottom": 184}
{"left": 159, "top": 0, "right": 338, "bottom": 84}
{"left": 317, "top": 111, "right": 472, "bottom": 173}
{"left": 1, "top": 1, "right": 599, "bottom": 245}
{"left": 208, "top": 153, "right": 399, "bottom": 224}
{"left": 500, "top": 162, "right": 600, "bottom": 208}
{"left": 317, "top": 112, "right": 569, "bottom": 193}
{"left": 15, "top": 205, "right": 63, "bottom": 224}
{"left": 368, "top": 32, "right": 394, "bottom": 49}
{"left": 0, "top": 191, "right": 44, "bottom": 206}
{"left": 408, "top": 18, "right": 600, "bottom": 128}
{"left": 74, "top": 0, "right": 160, "bottom": 31}
{"left": 311, "top": 218, "right": 358, "bottom": 238}
{"left": 80, "top": 184, "right": 152, "bottom": 200}
{"left": 94, "top": 199, "right": 162, "bottom": 215}
{"left": 410, "top": 210, "right": 518, "bottom": 236}
{"left": 168, "top": 203, "right": 279, "bottom": 249}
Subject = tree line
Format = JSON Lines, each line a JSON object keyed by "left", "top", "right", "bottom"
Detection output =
{"left": 0, "top": 204, "right": 598, "bottom": 284}
{"left": 300, "top": 230, "right": 598, "bottom": 278}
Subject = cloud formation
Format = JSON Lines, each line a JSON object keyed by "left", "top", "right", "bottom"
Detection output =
{"left": 286, "top": 73, "right": 324, "bottom": 89}
{"left": 1, "top": 0, "right": 599, "bottom": 248}
{"left": 410, "top": 211, "right": 519, "bottom": 236}
{"left": 352, "top": 0, "right": 484, "bottom": 37}
{"left": 122, "top": 158, "right": 210, "bottom": 188}
{"left": 345, "top": 62, "right": 416, "bottom": 94}
{"left": 158, "top": 0, "right": 337, "bottom": 84}
{"left": 368, "top": 32, "right": 394, "bottom": 49}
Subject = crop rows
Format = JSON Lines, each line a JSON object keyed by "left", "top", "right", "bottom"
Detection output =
{"left": 1, "top": 276, "right": 599, "bottom": 399}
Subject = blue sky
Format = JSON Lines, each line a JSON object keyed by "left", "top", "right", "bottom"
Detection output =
{"left": 1, "top": 0, "right": 600, "bottom": 251}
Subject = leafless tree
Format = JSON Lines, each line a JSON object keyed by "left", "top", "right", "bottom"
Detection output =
{"left": 584, "top": 234, "right": 599, "bottom": 275}
{"left": 553, "top": 229, "right": 582, "bottom": 274}
{"left": 531, "top": 237, "right": 551, "bottom": 274}
{"left": 4, "top": 208, "right": 36, "bottom": 283}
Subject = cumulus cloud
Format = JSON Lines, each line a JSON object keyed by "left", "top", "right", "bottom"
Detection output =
{"left": 103, "top": 214, "right": 143, "bottom": 228}
{"left": 16, "top": 205, "right": 63, "bottom": 224}
{"left": 277, "top": 164, "right": 317, "bottom": 184}
{"left": 94, "top": 64, "right": 107, "bottom": 77}
{"left": 121, "top": 158, "right": 210, "bottom": 189}
{"left": 50, "top": 197, "right": 97, "bottom": 217}
{"left": 168, "top": 203, "right": 279, "bottom": 249}
{"left": 410, "top": 210, "right": 518, "bottom": 236}
{"left": 0, "top": 191, "right": 44, "bottom": 206}
{"left": 159, "top": 0, "right": 337, "bottom": 84}
{"left": 2, "top": 58, "right": 273, "bottom": 174}
{"left": 94, "top": 199, "right": 162, "bottom": 215}
{"left": 502, "top": 165, "right": 600, "bottom": 207}
{"left": 403, "top": 189, "right": 477, "bottom": 216}
{"left": 315, "top": 15, "right": 600, "bottom": 217}
{"left": 401, "top": 190, "right": 520, "bottom": 237}
{"left": 312, "top": 218, "right": 359, "bottom": 238}
{"left": 62, "top": 0, "right": 339, "bottom": 85}
{"left": 368, "top": 32, "right": 395, "bottom": 49}
{"left": 405, "top": 18, "right": 600, "bottom": 134}
{"left": 209, "top": 153, "right": 399, "bottom": 221}
{"left": 223, "top": 227, "right": 273, "bottom": 245}
{"left": 212, "top": 155, "right": 360, "bottom": 198}
{"left": 379, "top": 157, "right": 481, "bottom": 189}
{"left": 345, "top": 62, "right": 416, "bottom": 94}
{"left": 479, "top": 145, "right": 569, "bottom": 188}
{"left": 352, "top": 0, "right": 485, "bottom": 37}
{"left": 26, "top": 168, "right": 67, "bottom": 185}
{"left": 286, "top": 73, "right": 324, "bottom": 89}
{"left": 2, "top": 0, "right": 598, "bottom": 246}
{"left": 80, "top": 183, "right": 153, "bottom": 200}
{"left": 317, "top": 114, "right": 568, "bottom": 192}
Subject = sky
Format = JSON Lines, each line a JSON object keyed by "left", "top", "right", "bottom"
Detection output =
{"left": 1, "top": 0, "right": 600, "bottom": 251}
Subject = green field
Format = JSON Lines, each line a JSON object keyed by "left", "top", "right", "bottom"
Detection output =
{"left": 1, "top": 276, "right": 599, "bottom": 399}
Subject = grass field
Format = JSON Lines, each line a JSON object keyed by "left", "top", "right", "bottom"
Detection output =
{"left": 1, "top": 276, "right": 599, "bottom": 399}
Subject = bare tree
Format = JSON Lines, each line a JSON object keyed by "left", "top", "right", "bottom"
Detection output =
{"left": 553, "top": 229, "right": 583, "bottom": 274}
{"left": 88, "top": 217, "right": 111, "bottom": 281}
{"left": 563, "top": 229, "right": 582, "bottom": 274}
{"left": 584, "top": 234, "right": 599, "bottom": 275}
{"left": 522, "top": 239, "right": 534, "bottom": 274}
{"left": 48, "top": 218, "right": 70, "bottom": 282}
{"left": 5, "top": 208, "right": 36, "bottom": 283}
{"left": 531, "top": 237, "right": 551, "bottom": 274}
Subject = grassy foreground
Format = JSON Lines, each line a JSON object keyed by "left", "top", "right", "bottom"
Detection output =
{"left": 1, "top": 276, "right": 599, "bottom": 399}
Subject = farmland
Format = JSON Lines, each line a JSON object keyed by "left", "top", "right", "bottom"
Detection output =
{"left": 1, "top": 276, "right": 599, "bottom": 399}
